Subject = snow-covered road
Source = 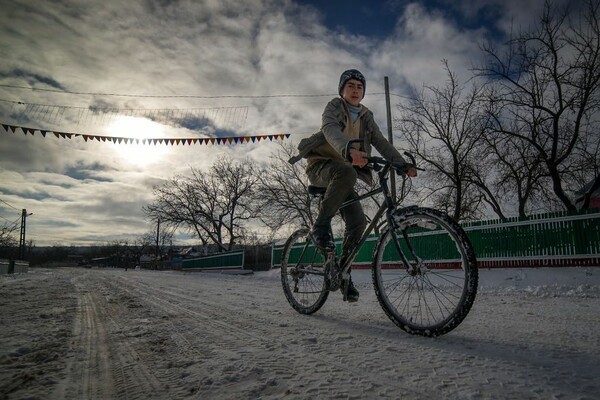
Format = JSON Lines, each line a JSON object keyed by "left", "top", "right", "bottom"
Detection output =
{"left": 1, "top": 267, "right": 598, "bottom": 399}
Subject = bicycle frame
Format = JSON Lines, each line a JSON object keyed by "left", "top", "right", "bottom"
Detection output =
{"left": 283, "top": 144, "right": 478, "bottom": 334}
{"left": 331, "top": 161, "right": 400, "bottom": 274}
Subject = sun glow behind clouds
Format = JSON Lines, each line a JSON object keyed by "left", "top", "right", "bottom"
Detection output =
{"left": 107, "top": 117, "right": 171, "bottom": 167}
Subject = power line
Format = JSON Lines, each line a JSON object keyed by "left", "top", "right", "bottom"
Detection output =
{"left": 0, "top": 83, "right": 419, "bottom": 102}
{"left": 0, "top": 214, "right": 16, "bottom": 223}
{"left": 0, "top": 98, "right": 249, "bottom": 112}
{"left": 0, "top": 198, "right": 19, "bottom": 211}
{"left": 0, "top": 215, "right": 20, "bottom": 228}
{"left": 0, "top": 99, "right": 250, "bottom": 128}
{"left": 0, "top": 84, "right": 338, "bottom": 99}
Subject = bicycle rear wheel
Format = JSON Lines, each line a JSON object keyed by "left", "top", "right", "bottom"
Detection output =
{"left": 280, "top": 228, "right": 329, "bottom": 314}
{"left": 372, "top": 207, "right": 478, "bottom": 336}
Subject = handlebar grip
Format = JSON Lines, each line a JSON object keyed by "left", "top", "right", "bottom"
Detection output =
{"left": 345, "top": 139, "right": 365, "bottom": 162}
{"left": 393, "top": 162, "right": 413, "bottom": 175}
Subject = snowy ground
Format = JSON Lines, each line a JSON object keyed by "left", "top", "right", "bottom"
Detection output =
{"left": 0, "top": 266, "right": 599, "bottom": 400}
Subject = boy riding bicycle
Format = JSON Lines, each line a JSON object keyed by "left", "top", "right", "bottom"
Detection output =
{"left": 291, "top": 69, "right": 417, "bottom": 302}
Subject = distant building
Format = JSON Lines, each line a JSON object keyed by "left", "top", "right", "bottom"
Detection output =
{"left": 575, "top": 177, "right": 600, "bottom": 209}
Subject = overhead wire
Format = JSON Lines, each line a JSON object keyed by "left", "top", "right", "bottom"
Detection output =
{"left": 0, "top": 84, "right": 338, "bottom": 99}
{"left": 0, "top": 198, "right": 20, "bottom": 211}
{"left": 0, "top": 199, "right": 21, "bottom": 231}
{"left": 0, "top": 215, "right": 20, "bottom": 229}
{"left": 0, "top": 83, "right": 419, "bottom": 101}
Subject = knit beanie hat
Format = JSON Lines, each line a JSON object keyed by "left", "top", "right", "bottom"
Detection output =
{"left": 338, "top": 69, "right": 366, "bottom": 98}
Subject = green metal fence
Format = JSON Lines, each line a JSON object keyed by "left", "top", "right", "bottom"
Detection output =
{"left": 271, "top": 209, "right": 600, "bottom": 268}
{"left": 462, "top": 208, "right": 599, "bottom": 267}
{"left": 181, "top": 250, "right": 245, "bottom": 271}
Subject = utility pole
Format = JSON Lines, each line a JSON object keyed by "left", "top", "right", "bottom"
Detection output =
{"left": 384, "top": 76, "right": 396, "bottom": 202}
{"left": 18, "top": 209, "right": 32, "bottom": 260}
{"left": 155, "top": 218, "right": 160, "bottom": 259}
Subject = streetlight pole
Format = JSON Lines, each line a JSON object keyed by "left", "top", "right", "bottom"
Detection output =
{"left": 384, "top": 76, "right": 396, "bottom": 203}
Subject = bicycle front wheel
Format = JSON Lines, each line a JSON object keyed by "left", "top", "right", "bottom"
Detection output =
{"left": 280, "top": 228, "right": 329, "bottom": 315}
{"left": 372, "top": 207, "right": 478, "bottom": 336}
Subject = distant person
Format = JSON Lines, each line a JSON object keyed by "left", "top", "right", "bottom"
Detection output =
{"left": 293, "top": 69, "right": 417, "bottom": 302}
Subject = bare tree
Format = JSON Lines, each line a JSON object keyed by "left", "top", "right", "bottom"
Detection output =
{"left": 396, "top": 60, "right": 494, "bottom": 221}
{"left": 256, "top": 142, "right": 395, "bottom": 238}
{"left": 144, "top": 157, "right": 259, "bottom": 252}
{"left": 255, "top": 142, "right": 314, "bottom": 234}
{"left": 0, "top": 222, "right": 17, "bottom": 248}
{"left": 468, "top": 91, "right": 550, "bottom": 217}
{"left": 140, "top": 223, "right": 174, "bottom": 258}
{"left": 0, "top": 221, "right": 18, "bottom": 258}
{"left": 476, "top": 0, "right": 600, "bottom": 210}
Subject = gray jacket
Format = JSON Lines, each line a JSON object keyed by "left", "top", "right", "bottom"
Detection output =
{"left": 289, "top": 97, "right": 406, "bottom": 182}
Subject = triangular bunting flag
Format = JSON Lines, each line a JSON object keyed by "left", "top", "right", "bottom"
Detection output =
{"left": 1, "top": 122, "right": 291, "bottom": 146}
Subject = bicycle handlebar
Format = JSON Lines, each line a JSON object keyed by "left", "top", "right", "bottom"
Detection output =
{"left": 344, "top": 139, "right": 419, "bottom": 175}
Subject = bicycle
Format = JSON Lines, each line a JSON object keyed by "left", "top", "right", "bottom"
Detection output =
{"left": 280, "top": 140, "right": 478, "bottom": 337}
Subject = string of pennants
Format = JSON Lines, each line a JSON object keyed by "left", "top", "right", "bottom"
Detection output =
{"left": 1, "top": 122, "right": 290, "bottom": 145}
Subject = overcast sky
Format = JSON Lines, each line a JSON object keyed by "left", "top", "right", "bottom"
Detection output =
{"left": 0, "top": 0, "right": 566, "bottom": 247}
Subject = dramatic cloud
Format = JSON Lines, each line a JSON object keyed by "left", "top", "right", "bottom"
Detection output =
{"left": 0, "top": 0, "right": 561, "bottom": 245}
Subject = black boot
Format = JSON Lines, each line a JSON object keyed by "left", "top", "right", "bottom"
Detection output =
{"left": 343, "top": 276, "right": 359, "bottom": 302}
{"left": 310, "top": 217, "right": 334, "bottom": 250}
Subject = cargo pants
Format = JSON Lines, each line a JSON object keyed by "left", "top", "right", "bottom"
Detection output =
{"left": 306, "top": 159, "right": 368, "bottom": 260}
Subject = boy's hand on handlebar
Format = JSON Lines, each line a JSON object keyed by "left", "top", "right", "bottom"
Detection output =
{"left": 349, "top": 148, "right": 368, "bottom": 168}
{"left": 406, "top": 167, "right": 417, "bottom": 177}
